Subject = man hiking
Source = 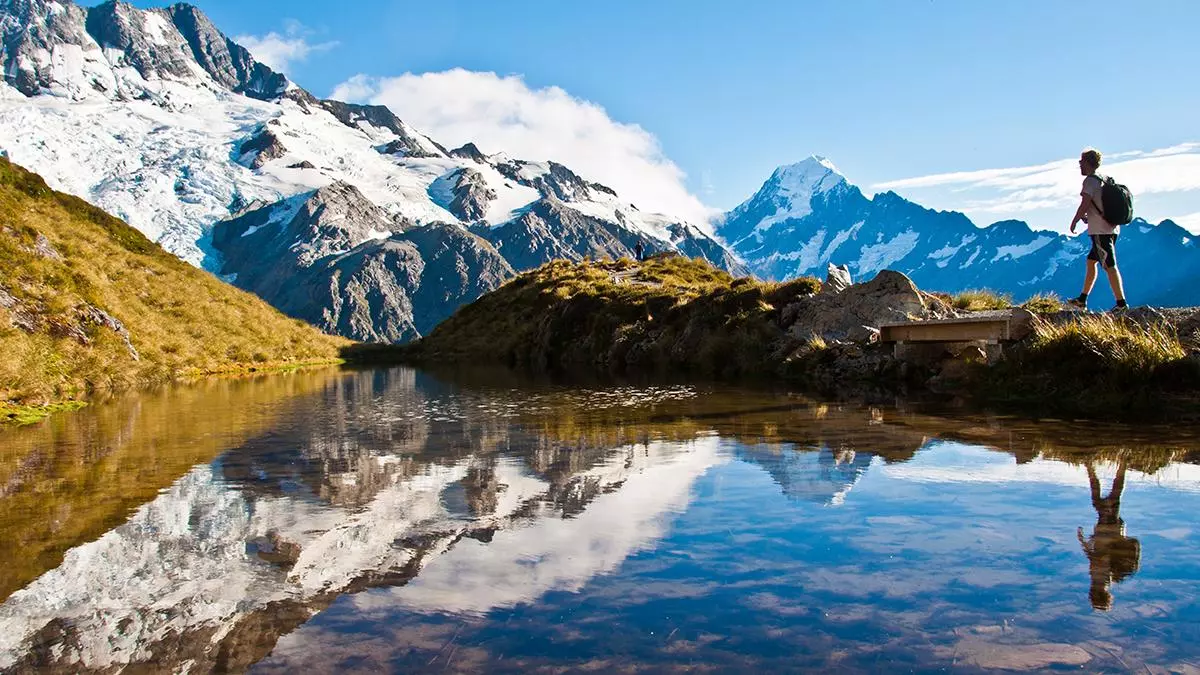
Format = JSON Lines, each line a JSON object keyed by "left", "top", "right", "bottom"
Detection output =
{"left": 1068, "top": 148, "right": 1128, "bottom": 312}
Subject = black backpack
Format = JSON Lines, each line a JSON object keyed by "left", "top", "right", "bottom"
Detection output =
{"left": 1095, "top": 174, "right": 1134, "bottom": 226}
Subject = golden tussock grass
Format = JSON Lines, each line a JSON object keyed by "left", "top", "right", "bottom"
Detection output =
{"left": 0, "top": 157, "right": 349, "bottom": 411}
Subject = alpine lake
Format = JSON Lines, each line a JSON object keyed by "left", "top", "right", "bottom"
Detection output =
{"left": 1, "top": 366, "right": 1198, "bottom": 673}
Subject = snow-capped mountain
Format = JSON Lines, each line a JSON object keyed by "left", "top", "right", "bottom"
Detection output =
{"left": 719, "top": 156, "right": 1200, "bottom": 306}
{"left": 0, "top": 0, "right": 742, "bottom": 343}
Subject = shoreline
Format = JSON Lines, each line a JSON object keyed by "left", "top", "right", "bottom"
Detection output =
{"left": 1, "top": 359, "right": 344, "bottom": 427}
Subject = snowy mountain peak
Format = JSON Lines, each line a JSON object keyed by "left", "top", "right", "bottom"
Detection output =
{"left": 0, "top": 0, "right": 288, "bottom": 100}
{"left": 767, "top": 155, "right": 847, "bottom": 197}
{"left": 718, "top": 154, "right": 851, "bottom": 246}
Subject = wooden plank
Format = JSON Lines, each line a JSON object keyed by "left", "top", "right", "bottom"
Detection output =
{"left": 880, "top": 319, "right": 1010, "bottom": 343}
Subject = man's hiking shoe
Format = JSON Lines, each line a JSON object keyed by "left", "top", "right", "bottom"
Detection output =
{"left": 1067, "top": 297, "right": 1087, "bottom": 310}
{"left": 1110, "top": 303, "right": 1129, "bottom": 314}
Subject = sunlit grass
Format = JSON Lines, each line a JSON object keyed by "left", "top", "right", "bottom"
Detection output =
{"left": 399, "top": 255, "right": 821, "bottom": 378}
{"left": 0, "top": 157, "right": 348, "bottom": 411}
{"left": 980, "top": 313, "right": 1198, "bottom": 415}
{"left": 1021, "top": 292, "right": 1065, "bottom": 314}
{"left": 951, "top": 288, "right": 1012, "bottom": 311}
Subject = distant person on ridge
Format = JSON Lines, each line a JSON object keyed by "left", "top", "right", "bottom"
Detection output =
{"left": 634, "top": 240, "right": 645, "bottom": 262}
{"left": 1068, "top": 149, "right": 1128, "bottom": 312}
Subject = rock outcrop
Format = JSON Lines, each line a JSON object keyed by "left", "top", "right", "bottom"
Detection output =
{"left": 439, "top": 168, "right": 496, "bottom": 222}
{"left": 781, "top": 269, "right": 948, "bottom": 342}
{"left": 237, "top": 127, "right": 287, "bottom": 169}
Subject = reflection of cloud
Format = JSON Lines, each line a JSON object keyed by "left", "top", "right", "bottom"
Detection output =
{"left": 360, "top": 437, "right": 725, "bottom": 616}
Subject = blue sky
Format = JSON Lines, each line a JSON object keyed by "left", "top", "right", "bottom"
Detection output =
{"left": 124, "top": 0, "right": 1200, "bottom": 232}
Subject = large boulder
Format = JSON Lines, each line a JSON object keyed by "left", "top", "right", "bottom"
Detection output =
{"left": 782, "top": 269, "right": 944, "bottom": 342}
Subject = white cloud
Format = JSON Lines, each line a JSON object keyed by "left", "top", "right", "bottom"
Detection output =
{"left": 329, "top": 69, "right": 716, "bottom": 228}
{"left": 328, "top": 74, "right": 376, "bottom": 104}
{"left": 236, "top": 21, "right": 337, "bottom": 75}
{"left": 874, "top": 143, "right": 1200, "bottom": 228}
{"left": 1175, "top": 211, "right": 1200, "bottom": 231}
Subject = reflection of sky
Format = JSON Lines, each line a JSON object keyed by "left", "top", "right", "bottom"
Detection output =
{"left": 258, "top": 441, "right": 1200, "bottom": 673}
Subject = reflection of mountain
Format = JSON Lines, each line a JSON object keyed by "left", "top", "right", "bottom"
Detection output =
{"left": 4, "top": 367, "right": 1199, "bottom": 671}
{"left": 376, "top": 438, "right": 722, "bottom": 616}
{"left": 739, "top": 446, "right": 875, "bottom": 506}
{"left": 0, "top": 391, "right": 721, "bottom": 673}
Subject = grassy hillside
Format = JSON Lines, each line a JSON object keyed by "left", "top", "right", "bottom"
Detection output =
{"left": 396, "top": 254, "right": 821, "bottom": 378}
{"left": 0, "top": 157, "right": 348, "bottom": 417}
{"left": 389, "top": 255, "right": 1200, "bottom": 420}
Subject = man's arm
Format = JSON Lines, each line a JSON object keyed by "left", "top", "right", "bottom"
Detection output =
{"left": 1070, "top": 195, "right": 1089, "bottom": 234}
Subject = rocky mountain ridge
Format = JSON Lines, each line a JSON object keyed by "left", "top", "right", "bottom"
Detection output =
{"left": 0, "top": 0, "right": 742, "bottom": 343}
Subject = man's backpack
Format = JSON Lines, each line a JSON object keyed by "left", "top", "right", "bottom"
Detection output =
{"left": 1096, "top": 175, "right": 1134, "bottom": 226}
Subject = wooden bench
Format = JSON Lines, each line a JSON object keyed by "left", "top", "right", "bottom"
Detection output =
{"left": 879, "top": 310, "right": 1035, "bottom": 362}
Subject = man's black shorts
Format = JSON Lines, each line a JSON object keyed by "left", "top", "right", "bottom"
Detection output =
{"left": 1087, "top": 234, "right": 1118, "bottom": 269}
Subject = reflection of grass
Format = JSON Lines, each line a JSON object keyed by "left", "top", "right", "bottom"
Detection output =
{"left": 0, "top": 400, "right": 88, "bottom": 426}
{"left": 1039, "top": 446, "right": 1185, "bottom": 474}
{"left": 0, "top": 367, "right": 344, "bottom": 601}
{"left": 0, "top": 157, "right": 348, "bottom": 412}
{"left": 507, "top": 385, "right": 1198, "bottom": 478}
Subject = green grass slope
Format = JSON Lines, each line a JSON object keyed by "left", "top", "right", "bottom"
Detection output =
{"left": 396, "top": 254, "right": 821, "bottom": 378}
{"left": 0, "top": 157, "right": 348, "bottom": 416}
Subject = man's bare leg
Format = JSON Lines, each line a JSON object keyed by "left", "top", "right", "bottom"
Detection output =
{"left": 1106, "top": 265, "right": 1126, "bottom": 303}
{"left": 1081, "top": 259, "right": 1099, "bottom": 296}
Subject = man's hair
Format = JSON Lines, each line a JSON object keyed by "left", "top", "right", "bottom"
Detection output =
{"left": 1081, "top": 148, "right": 1102, "bottom": 169}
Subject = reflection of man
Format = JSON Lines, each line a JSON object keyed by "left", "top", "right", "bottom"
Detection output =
{"left": 1076, "top": 461, "right": 1141, "bottom": 611}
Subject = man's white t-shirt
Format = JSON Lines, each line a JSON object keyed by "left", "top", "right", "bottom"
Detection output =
{"left": 1082, "top": 175, "right": 1117, "bottom": 235}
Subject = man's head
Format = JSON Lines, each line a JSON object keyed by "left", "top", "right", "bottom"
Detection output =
{"left": 1079, "top": 148, "right": 1102, "bottom": 176}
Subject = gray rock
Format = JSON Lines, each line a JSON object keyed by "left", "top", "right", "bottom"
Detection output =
{"left": 493, "top": 159, "right": 593, "bottom": 202}
{"left": 823, "top": 263, "right": 852, "bottom": 294}
{"left": 476, "top": 198, "right": 633, "bottom": 271}
{"left": 845, "top": 325, "right": 879, "bottom": 345}
{"left": 238, "top": 127, "right": 287, "bottom": 169}
{"left": 319, "top": 99, "right": 447, "bottom": 158}
{"left": 86, "top": 3, "right": 195, "bottom": 82}
{"left": 1, "top": 0, "right": 288, "bottom": 100}
{"left": 78, "top": 303, "right": 139, "bottom": 360}
{"left": 165, "top": 3, "right": 287, "bottom": 100}
{"left": 783, "top": 269, "right": 935, "bottom": 342}
{"left": 589, "top": 182, "right": 618, "bottom": 197}
{"left": 2, "top": 0, "right": 97, "bottom": 97}
{"left": 34, "top": 233, "right": 63, "bottom": 260}
{"left": 0, "top": 286, "right": 38, "bottom": 333}
{"left": 449, "top": 143, "right": 488, "bottom": 163}
{"left": 437, "top": 168, "right": 496, "bottom": 222}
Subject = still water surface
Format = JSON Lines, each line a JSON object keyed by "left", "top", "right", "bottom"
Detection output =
{"left": 1, "top": 367, "right": 1199, "bottom": 673}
